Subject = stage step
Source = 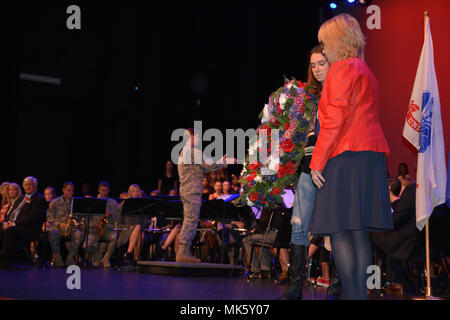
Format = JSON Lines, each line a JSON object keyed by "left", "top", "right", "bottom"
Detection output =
{"left": 136, "top": 261, "right": 245, "bottom": 277}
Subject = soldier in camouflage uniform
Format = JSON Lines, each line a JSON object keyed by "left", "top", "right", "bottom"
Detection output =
{"left": 176, "top": 129, "right": 232, "bottom": 263}
{"left": 87, "top": 181, "right": 119, "bottom": 268}
{"left": 47, "top": 182, "right": 83, "bottom": 267}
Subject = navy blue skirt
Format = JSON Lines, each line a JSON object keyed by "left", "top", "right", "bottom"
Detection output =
{"left": 311, "top": 151, "right": 393, "bottom": 236}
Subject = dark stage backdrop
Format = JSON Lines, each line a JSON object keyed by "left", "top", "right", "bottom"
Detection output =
{"left": 3, "top": 1, "right": 325, "bottom": 196}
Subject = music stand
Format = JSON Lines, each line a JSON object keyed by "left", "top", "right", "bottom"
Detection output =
{"left": 162, "top": 198, "right": 184, "bottom": 221}
{"left": 72, "top": 197, "right": 107, "bottom": 266}
{"left": 121, "top": 197, "right": 164, "bottom": 226}
{"left": 201, "top": 199, "right": 240, "bottom": 263}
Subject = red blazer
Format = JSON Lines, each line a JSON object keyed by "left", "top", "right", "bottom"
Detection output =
{"left": 310, "top": 57, "right": 389, "bottom": 172}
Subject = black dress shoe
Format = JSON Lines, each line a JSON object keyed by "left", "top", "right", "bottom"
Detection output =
{"left": 124, "top": 252, "right": 135, "bottom": 265}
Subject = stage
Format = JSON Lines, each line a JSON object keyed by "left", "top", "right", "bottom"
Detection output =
{"left": 0, "top": 266, "right": 414, "bottom": 300}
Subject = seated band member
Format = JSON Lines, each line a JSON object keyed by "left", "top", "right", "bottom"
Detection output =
{"left": 177, "top": 128, "right": 233, "bottom": 263}
{"left": 0, "top": 177, "right": 46, "bottom": 268}
{"left": 371, "top": 179, "right": 417, "bottom": 296}
{"left": 88, "top": 181, "right": 119, "bottom": 268}
{"left": 208, "top": 181, "right": 223, "bottom": 200}
{"left": 46, "top": 181, "right": 83, "bottom": 267}
{"left": 243, "top": 206, "right": 283, "bottom": 278}
{"left": 117, "top": 184, "right": 145, "bottom": 264}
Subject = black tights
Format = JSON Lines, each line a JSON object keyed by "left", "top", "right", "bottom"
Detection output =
{"left": 330, "top": 230, "right": 372, "bottom": 300}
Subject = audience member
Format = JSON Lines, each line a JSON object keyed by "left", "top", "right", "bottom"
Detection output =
{"left": 0, "top": 183, "right": 22, "bottom": 236}
{"left": 0, "top": 182, "right": 11, "bottom": 223}
{"left": 0, "top": 177, "right": 46, "bottom": 268}
{"left": 43, "top": 187, "right": 57, "bottom": 203}
{"left": 0, "top": 182, "right": 10, "bottom": 209}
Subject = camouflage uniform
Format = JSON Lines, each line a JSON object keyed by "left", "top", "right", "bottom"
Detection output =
{"left": 87, "top": 198, "right": 119, "bottom": 264}
{"left": 178, "top": 149, "right": 227, "bottom": 246}
{"left": 46, "top": 196, "right": 83, "bottom": 263}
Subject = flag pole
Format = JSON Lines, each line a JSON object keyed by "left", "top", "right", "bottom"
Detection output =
{"left": 411, "top": 11, "right": 443, "bottom": 301}
{"left": 423, "top": 10, "right": 432, "bottom": 298}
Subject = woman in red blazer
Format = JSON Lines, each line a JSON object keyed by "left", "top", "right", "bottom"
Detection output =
{"left": 309, "top": 14, "right": 393, "bottom": 300}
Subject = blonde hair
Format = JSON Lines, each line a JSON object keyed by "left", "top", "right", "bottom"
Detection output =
{"left": 8, "top": 183, "right": 22, "bottom": 201}
{"left": 318, "top": 14, "right": 365, "bottom": 63}
{"left": 1, "top": 182, "right": 10, "bottom": 206}
{"left": 127, "top": 184, "right": 143, "bottom": 198}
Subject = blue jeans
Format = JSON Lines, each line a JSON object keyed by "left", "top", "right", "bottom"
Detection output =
{"left": 291, "top": 172, "right": 316, "bottom": 246}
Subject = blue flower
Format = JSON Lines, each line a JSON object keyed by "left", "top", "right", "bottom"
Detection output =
{"left": 300, "top": 117, "right": 310, "bottom": 128}
{"left": 263, "top": 174, "right": 278, "bottom": 183}
{"left": 293, "top": 131, "right": 307, "bottom": 144}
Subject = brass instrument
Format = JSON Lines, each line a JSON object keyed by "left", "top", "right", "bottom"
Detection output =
{"left": 113, "top": 222, "right": 130, "bottom": 232}
{"left": 96, "top": 216, "right": 109, "bottom": 238}
{"left": 77, "top": 217, "right": 85, "bottom": 232}
{"left": 59, "top": 213, "right": 77, "bottom": 238}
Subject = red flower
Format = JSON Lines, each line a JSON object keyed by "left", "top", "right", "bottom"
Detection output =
{"left": 277, "top": 161, "right": 296, "bottom": 178}
{"left": 277, "top": 166, "right": 288, "bottom": 179}
{"left": 273, "top": 120, "right": 280, "bottom": 127}
{"left": 281, "top": 139, "right": 294, "bottom": 153}
{"left": 250, "top": 192, "right": 259, "bottom": 202}
{"left": 271, "top": 187, "right": 281, "bottom": 195}
{"left": 277, "top": 104, "right": 282, "bottom": 114}
{"left": 246, "top": 172, "right": 256, "bottom": 183}
{"left": 284, "top": 161, "right": 296, "bottom": 175}
{"left": 249, "top": 162, "right": 260, "bottom": 170}
{"left": 285, "top": 123, "right": 290, "bottom": 130}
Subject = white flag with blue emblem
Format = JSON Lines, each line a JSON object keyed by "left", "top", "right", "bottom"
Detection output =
{"left": 402, "top": 17, "right": 447, "bottom": 231}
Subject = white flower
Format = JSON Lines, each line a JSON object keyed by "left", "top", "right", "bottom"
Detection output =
{"left": 247, "top": 200, "right": 255, "bottom": 206}
{"left": 279, "top": 94, "right": 287, "bottom": 110}
{"left": 262, "top": 104, "right": 270, "bottom": 123}
{"left": 254, "top": 175, "right": 262, "bottom": 183}
{"left": 268, "top": 157, "right": 279, "bottom": 172}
